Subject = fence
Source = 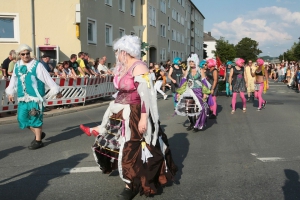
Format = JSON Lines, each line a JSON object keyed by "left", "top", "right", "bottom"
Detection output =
{"left": 0, "top": 75, "right": 116, "bottom": 113}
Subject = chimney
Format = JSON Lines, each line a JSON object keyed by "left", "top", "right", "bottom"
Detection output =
{"left": 208, "top": 32, "right": 211, "bottom": 36}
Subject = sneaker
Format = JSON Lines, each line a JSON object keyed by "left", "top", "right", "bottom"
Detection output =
{"left": 163, "top": 94, "right": 168, "bottom": 100}
{"left": 31, "top": 132, "right": 46, "bottom": 145}
{"left": 28, "top": 141, "right": 44, "bottom": 150}
{"left": 209, "top": 114, "right": 217, "bottom": 119}
{"left": 193, "top": 128, "right": 199, "bottom": 132}
{"left": 186, "top": 124, "right": 194, "bottom": 131}
{"left": 116, "top": 188, "right": 134, "bottom": 200}
{"left": 257, "top": 108, "right": 262, "bottom": 111}
{"left": 262, "top": 101, "right": 267, "bottom": 109}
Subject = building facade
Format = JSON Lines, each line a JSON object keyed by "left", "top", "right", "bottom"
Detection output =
{"left": 203, "top": 32, "right": 217, "bottom": 59}
{"left": 0, "top": 0, "right": 204, "bottom": 67}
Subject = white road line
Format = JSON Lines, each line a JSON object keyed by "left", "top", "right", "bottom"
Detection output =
{"left": 257, "top": 157, "right": 286, "bottom": 162}
{"left": 61, "top": 166, "right": 100, "bottom": 173}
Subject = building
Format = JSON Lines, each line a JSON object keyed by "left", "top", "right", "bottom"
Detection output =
{"left": 0, "top": 0, "right": 204, "bottom": 67}
{"left": 203, "top": 32, "right": 217, "bottom": 59}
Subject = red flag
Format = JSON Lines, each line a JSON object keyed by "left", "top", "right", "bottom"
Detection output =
{"left": 216, "top": 56, "right": 222, "bottom": 68}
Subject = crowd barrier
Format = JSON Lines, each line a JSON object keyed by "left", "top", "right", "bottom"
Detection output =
{"left": 0, "top": 75, "right": 117, "bottom": 113}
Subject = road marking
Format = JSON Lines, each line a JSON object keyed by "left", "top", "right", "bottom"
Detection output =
{"left": 61, "top": 167, "right": 100, "bottom": 173}
{"left": 257, "top": 157, "right": 286, "bottom": 162}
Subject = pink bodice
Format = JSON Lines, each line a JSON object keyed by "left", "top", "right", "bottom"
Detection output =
{"left": 114, "top": 61, "right": 145, "bottom": 104}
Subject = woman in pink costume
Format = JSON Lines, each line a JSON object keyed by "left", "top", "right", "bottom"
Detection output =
{"left": 229, "top": 58, "right": 248, "bottom": 114}
{"left": 204, "top": 59, "right": 219, "bottom": 119}
{"left": 251, "top": 58, "right": 269, "bottom": 111}
{"left": 79, "top": 35, "right": 177, "bottom": 200}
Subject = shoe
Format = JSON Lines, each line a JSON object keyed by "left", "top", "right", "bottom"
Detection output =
{"left": 163, "top": 94, "right": 168, "bottom": 100}
{"left": 257, "top": 108, "right": 262, "bottom": 111}
{"left": 31, "top": 132, "right": 46, "bottom": 145}
{"left": 186, "top": 124, "right": 194, "bottom": 131}
{"left": 262, "top": 101, "right": 267, "bottom": 109}
{"left": 209, "top": 114, "right": 216, "bottom": 119}
{"left": 116, "top": 188, "right": 134, "bottom": 200}
{"left": 28, "top": 141, "right": 44, "bottom": 150}
{"left": 231, "top": 110, "right": 235, "bottom": 114}
{"left": 193, "top": 128, "right": 199, "bottom": 132}
{"left": 243, "top": 108, "right": 246, "bottom": 113}
{"left": 80, "top": 124, "right": 91, "bottom": 136}
{"left": 92, "top": 130, "right": 99, "bottom": 137}
{"left": 226, "top": 95, "right": 229, "bottom": 97}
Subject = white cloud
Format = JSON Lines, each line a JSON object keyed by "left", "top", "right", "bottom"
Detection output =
{"left": 211, "top": 6, "right": 299, "bottom": 56}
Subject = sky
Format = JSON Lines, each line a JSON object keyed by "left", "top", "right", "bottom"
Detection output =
{"left": 192, "top": 0, "right": 300, "bottom": 57}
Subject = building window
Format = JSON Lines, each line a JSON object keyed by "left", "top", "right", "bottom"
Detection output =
{"left": 181, "top": 34, "right": 184, "bottom": 43}
{"left": 105, "top": 24, "right": 113, "bottom": 46}
{"left": 119, "top": 0, "right": 125, "bottom": 12}
{"left": 130, "top": 0, "right": 136, "bottom": 16}
{"left": 149, "top": 5, "right": 156, "bottom": 27}
{"left": 172, "top": 30, "right": 176, "bottom": 41}
{"left": 168, "top": 17, "right": 170, "bottom": 30}
{"left": 160, "top": 0, "right": 166, "bottom": 13}
{"left": 0, "top": 13, "right": 20, "bottom": 43}
{"left": 177, "top": 32, "right": 180, "bottom": 42}
{"left": 172, "top": 9, "right": 176, "bottom": 20}
{"left": 87, "top": 18, "right": 97, "bottom": 44}
{"left": 160, "top": 48, "right": 166, "bottom": 61}
{"left": 168, "top": 39, "right": 170, "bottom": 52}
{"left": 105, "top": 0, "right": 112, "bottom": 6}
{"left": 160, "top": 24, "right": 166, "bottom": 37}
{"left": 119, "top": 28, "right": 125, "bottom": 38}
{"left": 168, "top": 0, "right": 170, "bottom": 8}
{"left": 182, "top": 0, "right": 185, "bottom": 7}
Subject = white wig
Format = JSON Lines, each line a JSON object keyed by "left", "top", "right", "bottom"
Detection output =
{"left": 113, "top": 35, "right": 141, "bottom": 59}
{"left": 186, "top": 53, "right": 200, "bottom": 76}
{"left": 16, "top": 44, "right": 32, "bottom": 54}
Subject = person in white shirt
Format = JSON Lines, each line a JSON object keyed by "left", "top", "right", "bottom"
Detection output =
{"left": 98, "top": 56, "right": 112, "bottom": 75}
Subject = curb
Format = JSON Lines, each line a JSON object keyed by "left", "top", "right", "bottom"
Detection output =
{"left": 0, "top": 101, "right": 111, "bottom": 126}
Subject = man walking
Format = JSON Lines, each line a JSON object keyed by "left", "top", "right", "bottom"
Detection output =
{"left": 5, "top": 44, "right": 62, "bottom": 150}
{"left": 245, "top": 60, "right": 256, "bottom": 101}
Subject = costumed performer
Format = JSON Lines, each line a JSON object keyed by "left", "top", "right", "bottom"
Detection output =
{"left": 204, "top": 59, "right": 219, "bottom": 119}
{"left": 168, "top": 57, "right": 185, "bottom": 108}
{"left": 250, "top": 58, "right": 269, "bottom": 111}
{"left": 228, "top": 58, "right": 248, "bottom": 114}
{"left": 154, "top": 63, "right": 168, "bottom": 100}
{"left": 175, "top": 54, "right": 211, "bottom": 132}
{"left": 5, "top": 44, "right": 62, "bottom": 150}
{"left": 224, "top": 61, "right": 233, "bottom": 97}
{"left": 79, "top": 35, "right": 177, "bottom": 200}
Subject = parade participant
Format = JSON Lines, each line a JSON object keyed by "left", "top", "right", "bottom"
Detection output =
{"left": 224, "top": 61, "right": 233, "bottom": 97}
{"left": 251, "top": 58, "right": 269, "bottom": 111}
{"left": 229, "top": 58, "right": 248, "bottom": 114}
{"left": 79, "top": 35, "right": 177, "bottom": 199}
{"left": 204, "top": 59, "right": 218, "bottom": 119}
{"left": 245, "top": 60, "right": 256, "bottom": 101}
{"left": 168, "top": 57, "right": 185, "bottom": 108}
{"left": 5, "top": 44, "right": 62, "bottom": 150}
{"left": 175, "top": 54, "right": 211, "bottom": 132}
{"left": 154, "top": 64, "right": 168, "bottom": 100}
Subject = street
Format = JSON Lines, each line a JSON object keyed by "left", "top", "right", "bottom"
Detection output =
{"left": 0, "top": 81, "right": 300, "bottom": 200}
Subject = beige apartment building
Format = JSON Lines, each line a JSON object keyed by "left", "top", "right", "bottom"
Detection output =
{"left": 0, "top": 0, "right": 204, "bottom": 67}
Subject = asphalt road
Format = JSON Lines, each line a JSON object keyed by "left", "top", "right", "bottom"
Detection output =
{"left": 0, "top": 81, "right": 300, "bottom": 200}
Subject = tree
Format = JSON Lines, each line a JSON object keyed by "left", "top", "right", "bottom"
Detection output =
{"left": 294, "top": 42, "right": 300, "bottom": 61}
{"left": 212, "top": 37, "right": 236, "bottom": 63}
{"left": 235, "top": 37, "right": 262, "bottom": 62}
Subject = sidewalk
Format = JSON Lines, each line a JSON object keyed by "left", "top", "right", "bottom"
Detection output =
{"left": 0, "top": 98, "right": 113, "bottom": 125}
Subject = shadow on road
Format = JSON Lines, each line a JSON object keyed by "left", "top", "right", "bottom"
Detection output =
{"left": 168, "top": 132, "right": 189, "bottom": 185}
{"left": 44, "top": 122, "right": 101, "bottom": 145}
{"left": 282, "top": 169, "right": 300, "bottom": 200}
{"left": 0, "top": 146, "right": 26, "bottom": 160}
{"left": 0, "top": 153, "right": 88, "bottom": 200}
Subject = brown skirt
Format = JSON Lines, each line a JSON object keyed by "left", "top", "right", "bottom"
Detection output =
{"left": 106, "top": 104, "right": 177, "bottom": 196}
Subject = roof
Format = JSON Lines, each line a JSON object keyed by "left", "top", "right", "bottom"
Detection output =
{"left": 203, "top": 32, "right": 217, "bottom": 41}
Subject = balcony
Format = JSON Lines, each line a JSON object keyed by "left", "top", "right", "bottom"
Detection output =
{"left": 191, "top": 30, "right": 194, "bottom": 38}
{"left": 191, "top": 45, "right": 194, "bottom": 52}
{"left": 191, "top": 15, "right": 194, "bottom": 22}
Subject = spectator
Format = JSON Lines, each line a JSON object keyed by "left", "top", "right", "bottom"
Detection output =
{"left": 77, "top": 52, "right": 89, "bottom": 77}
{"left": 88, "top": 58, "right": 99, "bottom": 76}
{"left": 98, "top": 56, "right": 112, "bottom": 75}
{"left": 54, "top": 62, "right": 66, "bottom": 77}
{"left": 40, "top": 54, "right": 54, "bottom": 76}
{"left": 7, "top": 51, "right": 18, "bottom": 77}
{"left": 69, "top": 54, "right": 82, "bottom": 76}
{"left": 2, "top": 50, "right": 16, "bottom": 78}
{"left": 63, "top": 61, "right": 77, "bottom": 78}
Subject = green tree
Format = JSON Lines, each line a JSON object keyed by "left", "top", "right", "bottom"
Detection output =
{"left": 294, "top": 42, "right": 300, "bottom": 61}
{"left": 213, "top": 37, "right": 236, "bottom": 63}
{"left": 235, "top": 37, "right": 262, "bottom": 61}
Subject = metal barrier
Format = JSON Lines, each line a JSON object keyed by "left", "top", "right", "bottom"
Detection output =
{"left": 0, "top": 75, "right": 116, "bottom": 113}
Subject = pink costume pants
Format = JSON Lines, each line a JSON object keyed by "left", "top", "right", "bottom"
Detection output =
{"left": 231, "top": 92, "right": 246, "bottom": 111}
{"left": 210, "top": 96, "right": 217, "bottom": 115}
{"left": 254, "top": 82, "right": 265, "bottom": 109}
